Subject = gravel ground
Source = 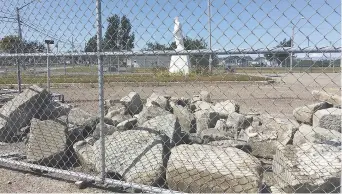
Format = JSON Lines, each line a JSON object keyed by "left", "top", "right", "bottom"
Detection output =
{"left": 0, "top": 72, "right": 340, "bottom": 193}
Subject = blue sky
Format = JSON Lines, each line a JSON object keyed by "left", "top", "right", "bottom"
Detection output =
{"left": 0, "top": 0, "right": 340, "bottom": 58}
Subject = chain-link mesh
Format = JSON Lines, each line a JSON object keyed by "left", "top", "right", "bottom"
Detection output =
{"left": 0, "top": 0, "right": 341, "bottom": 193}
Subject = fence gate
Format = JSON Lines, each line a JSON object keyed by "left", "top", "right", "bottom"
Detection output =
{"left": 0, "top": 0, "right": 341, "bottom": 193}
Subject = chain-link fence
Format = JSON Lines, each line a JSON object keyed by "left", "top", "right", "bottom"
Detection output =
{"left": 0, "top": 0, "right": 341, "bottom": 193}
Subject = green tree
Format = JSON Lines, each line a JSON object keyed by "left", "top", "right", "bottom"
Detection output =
{"left": 264, "top": 38, "right": 292, "bottom": 66}
{"left": 0, "top": 35, "right": 45, "bottom": 53}
{"left": 103, "top": 14, "right": 135, "bottom": 51}
{"left": 143, "top": 42, "right": 168, "bottom": 51}
{"left": 85, "top": 15, "right": 135, "bottom": 52}
{"left": 85, "top": 35, "right": 97, "bottom": 52}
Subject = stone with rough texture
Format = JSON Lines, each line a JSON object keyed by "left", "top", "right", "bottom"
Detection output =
{"left": 190, "top": 101, "right": 214, "bottom": 112}
{"left": 313, "top": 108, "right": 341, "bottom": 132}
{"left": 273, "top": 143, "right": 341, "bottom": 193}
{"left": 105, "top": 107, "right": 127, "bottom": 119}
{"left": 226, "top": 112, "right": 253, "bottom": 137}
{"left": 293, "top": 124, "right": 341, "bottom": 146}
{"left": 146, "top": 93, "right": 169, "bottom": 110}
{"left": 194, "top": 110, "right": 220, "bottom": 136}
{"left": 116, "top": 118, "right": 137, "bottom": 131}
{"left": 111, "top": 114, "right": 132, "bottom": 126}
{"left": 166, "top": 144, "right": 262, "bottom": 193}
{"left": 67, "top": 108, "right": 93, "bottom": 126}
{"left": 312, "top": 90, "right": 341, "bottom": 106}
{"left": 247, "top": 117, "right": 299, "bottom": 159}
{"left": 199, "top": 91, "right": 211, "bottom": 102}
{"left": 170, "top": 96, "right": 190, "bottom": 108}
{"left": 134, "top": 105, "right": 170, "bottom": 125}
{"left": 27, "top": 119, "right": 67, "bottom": 166}
{"left": 213, "top": 100, "right": 240, "bottom": 116}
{"left": 120, "top": 92, "right": 143, "bottom": 115}
{"left": 0, "top": 85, "right": 50, "bottom": 141}
{"left": 141, "top": 114, "right": 182, "bottom": 144}
{"left": 293, "top": 102, "right": 332, "bottom": 124}
{"left": 73, "top": 140, "right": 95, "bottom": 170}
{"left": 94, "top": 130, "right": 164, "bottom": 185}
{"left": 92, "top": 123, "right": 118, "bottom": 139}
{"left": 207, "top": 139, "right": 252, "bottom": 153}
{"left": 172, "top": 105, "right": 195, "bottom": 133}
{"left": 36, "top": 101, "right": 72, "bottom": 120}
{"left": 200, "top": 128, "right": 232, "bottom": 142}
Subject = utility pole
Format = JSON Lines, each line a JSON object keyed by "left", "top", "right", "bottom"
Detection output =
{"left": 208, "top": 0, "right": 212, "bottom": 74}
{"left": 16, "top": 7, "right": 22, "bottom": 93}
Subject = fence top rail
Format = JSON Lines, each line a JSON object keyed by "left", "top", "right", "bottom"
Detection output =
{"left": 0, "top": 47, "right": 340, "bottom": 58}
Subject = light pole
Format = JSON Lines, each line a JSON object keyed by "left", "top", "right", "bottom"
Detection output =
{"left": 290, "top": 17, "right": 304, "bottom": 72}
{"left": 16, "top": 0, "right": 39, "bottom": 93}
{"left": 45, "top": 40, "right": 54, "bottom": 92}
{"left": 208, "top": 0, "right": 212, "bottom": 74}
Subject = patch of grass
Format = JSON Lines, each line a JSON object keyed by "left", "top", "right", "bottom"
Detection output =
{"left": 0, "top": 73, "right": 269, "bottom": 84}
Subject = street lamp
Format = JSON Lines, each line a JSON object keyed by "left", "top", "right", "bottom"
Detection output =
{"left": 16, "top": 0, "right": 40, "bottom": 93}
{"left": 290, "top": 16, "right": 304, "bottom": 72}
{"left": 45, "top": 40, "right": 54, "bottom": 92}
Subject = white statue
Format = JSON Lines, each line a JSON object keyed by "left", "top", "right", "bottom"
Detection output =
{"left": 173, "top": 17, "right": 184, "bottom": 51}
{"left": 169, "top": 17, "right": 190, "bottom": 75}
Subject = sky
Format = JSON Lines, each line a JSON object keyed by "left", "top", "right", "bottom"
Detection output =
{"left": 0, "top": 0, "right": 341, "bottom": 58}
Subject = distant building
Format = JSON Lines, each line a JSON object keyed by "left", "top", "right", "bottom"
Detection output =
{"left": 222, "top": 56, "right": 253, "bottom": 67}
{"left": 127, "top": 56, "right": 171, "bottom": 68}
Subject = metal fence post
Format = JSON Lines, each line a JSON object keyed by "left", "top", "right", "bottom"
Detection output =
{"left": 46, "top": 43, "right": 50, "bottom": 92}
{"left": 96, "top": 0, "right": 106, "bottom": 183}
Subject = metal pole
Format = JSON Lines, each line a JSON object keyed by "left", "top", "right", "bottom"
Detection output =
{"left": 96, "top": 0, "right": 105, "bottom": 183}
{"left": 208, "top": 0, "right": 212, "bottom": 74}
{"left": 46, "top": 43, "right": 50, "bottom": 92}
{"left": 290, "top": 25, "right": 294, "bottom": 71}
{"left": 16, "top": 7, "right": 22, "bottom": 93}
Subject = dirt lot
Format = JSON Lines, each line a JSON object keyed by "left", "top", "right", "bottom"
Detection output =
{"left": 52, "top": 73, "right": 341, "bottom": 118}
{"left": 0, "top": 72, "right": 340, "bottom": 193}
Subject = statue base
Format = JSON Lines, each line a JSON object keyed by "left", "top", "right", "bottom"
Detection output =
{"left": 169, "top": 55, "right": 190, "bottom": 75}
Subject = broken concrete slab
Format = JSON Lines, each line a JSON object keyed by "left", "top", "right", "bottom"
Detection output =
{"left": 0, "top": 85, "right": 50, "bottom": 142}
{"left": 313, "top": 108, "right": 341, "bottom": 132}
{"left": 93, "top": 130, "right": 165, "bottom": 185}
{"left": 213, "top": 100, "right": 240, "bottom": 117}
{"left": 26, "top": 118, "right": 67, "bottom": 167}
{"left": 166, "top": 144, "right": 262, "bottom": 193}
{"left": 273, "top": 143, "right": 341, "bottom": 193}
{"left": 120, "top": 92, "right": 143, "bottom": 115}
{"left": 293, "top": 102, "right": 332, "bottom": 125}
{"left": 146, "top": 93, "right": 169, "bottom": 110}
{"left": 141, "top": 114, "right": 182, "bottom": 145}
{"left": 293, "top": 124, "right": 341, "bottom": 146}
{"left": 172, "top": 105, "right": 196, "bottom": 133}
{"left": 194, "top": 110, "right": 220, "bottom": 136}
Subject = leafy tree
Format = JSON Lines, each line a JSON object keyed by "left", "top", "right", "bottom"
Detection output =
{"left": 85, "top": 15, "right": 135, "bottom": 52}
{"left": 85, "top": 35, "right": 97, "bottom": 52}
{"left": 103, "top": 14, "right": 135, "bottom": 51}
{"left": 0, "top": 35, "right": 45, "bottom": 53}
{"left": 144, "top": 42, "right": 169, "bottom": 51}
{"left": 119, "top": 15, "right": 134, "bottom": 50}
{"left": 264, "top": 38, "right": 292, "bottom": 66}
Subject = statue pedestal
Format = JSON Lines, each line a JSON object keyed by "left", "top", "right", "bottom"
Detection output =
{"left": 169, "top": 54, "right": 190, "bottom": 75}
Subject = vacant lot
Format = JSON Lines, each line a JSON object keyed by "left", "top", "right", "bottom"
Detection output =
{"left": 43, "top": 72, "right": 340, "bottom": 119}
{"left": 0, "top": 72, "right": 340, "bottom": 192}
